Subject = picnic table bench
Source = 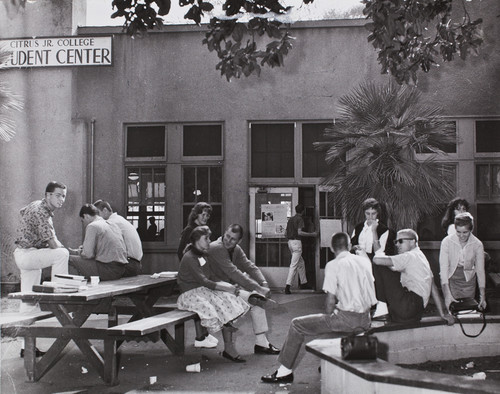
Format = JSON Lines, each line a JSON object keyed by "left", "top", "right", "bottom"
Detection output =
{"left": 4, "top": 275, "right": 198, "bottom": 385}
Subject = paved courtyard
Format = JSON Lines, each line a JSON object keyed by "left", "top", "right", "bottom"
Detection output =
{"left": 1, "top": 291, "right": 324, "bottom": 394}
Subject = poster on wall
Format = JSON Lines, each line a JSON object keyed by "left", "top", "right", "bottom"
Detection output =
{"left": 319, "top": 219, "right": 343, "bottom": 247}
{"left": 261, "top": 204, "right": 288, "bottom": 238}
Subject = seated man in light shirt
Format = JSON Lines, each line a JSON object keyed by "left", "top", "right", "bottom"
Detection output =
{"left": 93, "top": 199, "right": 143, "bottom": 274}
{"left": 372, "top": 229, "right": 454, "bottom": 324}
{"left": 68, "top": 204, "right": 138, "bottom": 280}
{"left": 261, "top": 232, "right": 377, "bottom": 384}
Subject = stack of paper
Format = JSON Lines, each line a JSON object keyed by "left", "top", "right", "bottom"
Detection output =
{"left": 158, "top": 271, "right": 178, "bottom": 278}
{"left": 54, "top": 274, "right": 88, "bottom": 290}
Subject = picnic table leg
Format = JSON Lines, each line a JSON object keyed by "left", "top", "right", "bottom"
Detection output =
{"left": 175, "top": 322, "right": 186, "bottom": 355}
{"left": 104, "top": 338, "right": 119, "bottom": 385}
{"left": 24, "top": 336, "right": 36, "bottom": 381}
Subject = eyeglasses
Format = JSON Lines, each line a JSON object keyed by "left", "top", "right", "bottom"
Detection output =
{"left": 394, "top": 238, "right": 415, "bottom": 245}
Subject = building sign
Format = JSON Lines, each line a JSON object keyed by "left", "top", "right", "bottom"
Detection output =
{"left": 261, "top": 204, "right": 288, "bottom": 238}
{"left": 0, "top": 36, "right": 112, "bottom": 69}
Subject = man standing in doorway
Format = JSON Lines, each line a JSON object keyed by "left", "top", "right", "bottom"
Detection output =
{"left": 93, "top": 200, "right": 143, "bottom": 274}
{"left": 284, "top": 204, "right": 317, "bottom": 294}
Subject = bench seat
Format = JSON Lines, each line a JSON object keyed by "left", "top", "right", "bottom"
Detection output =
{"left": 104, "top": 308, "right": 198, "bottom": 385}
{"left": 0, "top": 311, "right": 54, "bottom": 335}
{"left": 107, "top": 309, "right": 197, "bottom": 336}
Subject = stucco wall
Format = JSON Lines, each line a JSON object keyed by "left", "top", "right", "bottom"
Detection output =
{"left": 0, "top": 0, "right": 499, "bottom": 279}
{"left": 0, "top": 1, "right": 87, "bottom": 281}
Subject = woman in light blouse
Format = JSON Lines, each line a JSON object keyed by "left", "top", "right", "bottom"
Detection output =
{"left": 351, "top": 198, "right": 396, "bottom": 259}
{"left": 439, "top": 212, "right": 486, "bottom": 311}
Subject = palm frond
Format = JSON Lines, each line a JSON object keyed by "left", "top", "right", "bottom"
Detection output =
{"left": 319, "top": 81, "right": 455, "bottom": 230}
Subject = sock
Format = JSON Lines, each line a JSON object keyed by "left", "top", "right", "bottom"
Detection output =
{"left": 276, "top": 365, "right": 293, "bottom": 377}
{"left": 255, "top": 333, "right": 269, "bottom": 348}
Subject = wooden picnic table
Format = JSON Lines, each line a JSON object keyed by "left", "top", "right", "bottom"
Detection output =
{"left": 6, "top": 275, "right": 189, "bottom": 385}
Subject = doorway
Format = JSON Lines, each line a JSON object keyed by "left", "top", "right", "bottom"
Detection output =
{"left": 249, "top": 186, "right": 318, "bottom": 289}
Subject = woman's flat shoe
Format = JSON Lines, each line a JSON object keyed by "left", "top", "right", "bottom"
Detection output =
{"left": 221, "top": 351, "right": 246, "bottom": 363}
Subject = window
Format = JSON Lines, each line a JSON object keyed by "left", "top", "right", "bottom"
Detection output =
{"left": 251, "top": 123, "right": 294, "bottom": 178}
{"left": 126, "top": 167, "right": 165, "bottom": 242}
{"left": 302, "top": 123, "right": 332, "bottom": 177}
{"left": 476, "top": 120, "right": 500, "bottom": 153}
{"left": 182, "top": 166, "right": 223, "bottom": 240}
{"left": 183, "top": 125, "right": 222, "bottom": 157}
{"left": 477, "top": 204, "right": 500, "bottom": 241}
{"left": 126, "top": 126, "right": 165, "bottom": 158}
{"left": 476, "top": 164, "right": 500, "bottom": 199}
{"left": 417, "top": 164, "right": 457, "bottom": 241}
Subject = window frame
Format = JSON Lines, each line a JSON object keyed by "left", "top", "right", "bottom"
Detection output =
{"left": 181, "top": 123, "right": 224, "bottom": 162}
{"left": 475, "top": 119, "right": 500, "bottom": 156}
{"left": 124, "top": 123, "right": 167, "bottom": 162}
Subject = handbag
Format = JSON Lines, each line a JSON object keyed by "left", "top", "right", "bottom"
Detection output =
{"left": 340, "top": 328, "right": 378, "bottom": 361}
{"left": 449, "top": 297, "right": 487, "bottom": 338}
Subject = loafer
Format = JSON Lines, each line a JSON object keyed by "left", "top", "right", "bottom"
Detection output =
{"left": 261, "top": 370, "right": 294, "bottom": 383}
{"left": 221, "top": 351, "right": 246, "bottom": 363}
{"left": 254, "top": 343, "right": 280, "bottom": 355}
{"left": 20, "top": 348, "right": 46, "bottom": 358}
{"left": 248, "top": 293, "right": 268, "bottom": 308}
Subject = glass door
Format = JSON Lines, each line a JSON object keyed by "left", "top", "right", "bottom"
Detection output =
{"left": 249, "top": 187, "right": 298, "bottom": 287}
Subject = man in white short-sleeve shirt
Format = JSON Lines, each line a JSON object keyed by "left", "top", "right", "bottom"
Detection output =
{"left": 372, "top": 229, "right": 454, "bottom": 324}
{"left": 261, "top": 232, "right": 376, "bottom": 384}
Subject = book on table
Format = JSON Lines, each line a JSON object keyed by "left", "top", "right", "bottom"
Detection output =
{"left": 32, "top": 284, "right": 79, "bottom": 293}
{"left": 54, "top": 274, "right": 88, "bottom": 287}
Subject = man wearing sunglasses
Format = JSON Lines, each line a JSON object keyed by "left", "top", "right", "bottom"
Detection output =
{"left": 371, "top": 229, "right": 454, "bottom": 325}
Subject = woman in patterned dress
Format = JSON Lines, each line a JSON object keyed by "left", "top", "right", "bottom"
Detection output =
{"left": 177, "top": 225, "right": 250, "bottom": 362}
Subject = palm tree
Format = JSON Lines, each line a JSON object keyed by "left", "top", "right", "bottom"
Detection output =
{"left": 0, "top": 48, "right": 23, "bottom": 142}
{"left": 315, "top": 81, "right": 456, "bottom": 231}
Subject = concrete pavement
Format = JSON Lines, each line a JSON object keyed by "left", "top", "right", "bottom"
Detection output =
{"left": 1, "top": 291, "right": 325, "bottom": 394}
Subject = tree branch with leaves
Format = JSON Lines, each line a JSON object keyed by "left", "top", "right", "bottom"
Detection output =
{"left": 109, "top": 0, "right": 483, "bottom": 84}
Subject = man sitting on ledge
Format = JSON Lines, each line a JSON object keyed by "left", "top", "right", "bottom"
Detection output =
{"left": 371, "top": 229, "right": 454, "bottom": 325}
{"left": 261, "top": 232, "right": 377, "bottom": 384}
{"left": 69, "top": 204, "right": 139, "bottom": 280}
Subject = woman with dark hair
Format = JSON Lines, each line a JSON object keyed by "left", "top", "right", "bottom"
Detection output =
{"left": 177, "top": 202, "right": 213, "bottom": 261}
{"left": 439, "top": 212, "right": 486, "bottom": 311}
{"left": 177, "top": 226, "right": 250, "bottom": 362}
{"left": 177, "top": 202, "right": 215, "bottom": 348}
{"left": 351, "top": 198, "right": 396, "bottom": 259}
{"left": 441, "top": 197, "right": 470, "bottom": 236}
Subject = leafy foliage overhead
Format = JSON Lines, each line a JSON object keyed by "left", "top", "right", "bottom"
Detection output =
{"left": 110, "top": 0, "right": 483, "bottom": 84}
{"left": 315, "top": 82, "right": 456, "bottom": 229}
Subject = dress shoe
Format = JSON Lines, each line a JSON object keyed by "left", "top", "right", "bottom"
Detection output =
{"left": 285, "top": 285, "right": 291, "bottom": 294}
{"left": 254, "top": 343, "right": 280, "bottom": 355}
{"left": 221, "top": 351, "right": 246, "bottom": 363}
{"left": 261, "top": 370, "right": 294, "bottom": 383}
{"left": 20, "top": 348, "right": 46, "bottom": 358}
{"left": 248, "top": 293, "right": 268, "bottom": 308}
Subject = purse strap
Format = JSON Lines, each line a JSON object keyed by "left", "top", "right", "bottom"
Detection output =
{"left": 455, "top": 312, "right": 487, "bottom": 338}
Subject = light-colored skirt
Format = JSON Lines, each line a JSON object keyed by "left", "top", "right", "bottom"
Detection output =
{"left": 449, "top": 266, "right": 477, "bottom": 299}
{"left": 177, "top": 287, "right": 250, "bottom": 334}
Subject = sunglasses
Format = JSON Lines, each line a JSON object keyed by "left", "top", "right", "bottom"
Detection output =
{"left": 394, "top": 238, "right": 415, "bottom": 245}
